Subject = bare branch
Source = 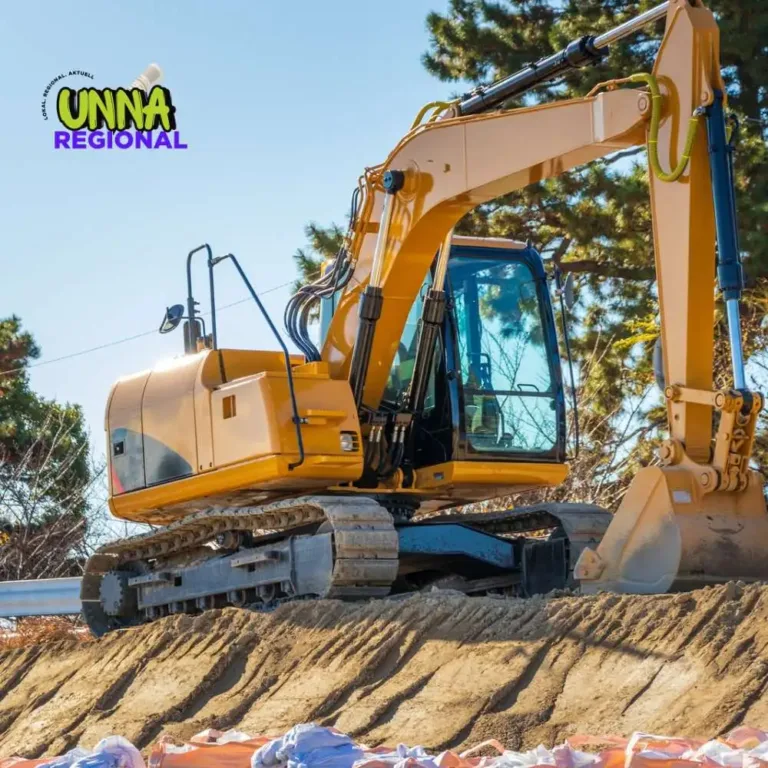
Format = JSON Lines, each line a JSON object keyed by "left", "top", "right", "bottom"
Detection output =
{"left": 559, "top": 260, "right": 655, "bottom": 281}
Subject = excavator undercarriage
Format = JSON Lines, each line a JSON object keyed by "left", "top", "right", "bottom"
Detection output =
{"left": 83, "top": 497, "right": 609, "bottom": 636}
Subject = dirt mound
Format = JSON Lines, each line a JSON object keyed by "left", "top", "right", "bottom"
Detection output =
{"left": 2, "top": 584, "right": 768, "bottom": 759}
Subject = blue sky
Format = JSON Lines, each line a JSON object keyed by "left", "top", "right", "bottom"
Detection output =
{"left": 1, "top": 0, "right": 463, "bottom": 457}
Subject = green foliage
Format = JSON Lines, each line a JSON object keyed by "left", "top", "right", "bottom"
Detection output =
{"left": 0, "top": 316, "right": 91, "bottom": 520}
{"left": 292, "top": 223, "right": 344, "bottom": 291}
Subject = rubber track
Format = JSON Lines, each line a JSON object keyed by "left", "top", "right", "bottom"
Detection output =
{"left": 95, "top": 499, "right": 582, "bottom": 567}
{"left": 85, "top": 496, "right": 399, "bottom": 600}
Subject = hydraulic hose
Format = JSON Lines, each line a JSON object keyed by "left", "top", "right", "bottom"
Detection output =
{"left": 628, "top": 72, "right": 701, "bottom": 183}
{"left": 588, "top": 72, "right": 701, "bottom": 183}
{"left": 410, "top": 100, "right": 455, "bottom": 129}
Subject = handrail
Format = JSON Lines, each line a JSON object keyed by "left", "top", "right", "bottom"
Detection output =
{"left": 212, "top": 254, "right": 306, "bottom": 470}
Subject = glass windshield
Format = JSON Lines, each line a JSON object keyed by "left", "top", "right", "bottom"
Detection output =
{"left": 382, "top": 273, "right": 439, "bottom": 409}
{"left": 448, "top": 255, "right": 557, "bottom": 454}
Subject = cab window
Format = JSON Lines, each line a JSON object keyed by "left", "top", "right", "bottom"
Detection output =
{"left": 449, "top": 256, "right": 556, "bottom": 454}
{"left": 382, "top": 273, "right": 439, "bottom": 409}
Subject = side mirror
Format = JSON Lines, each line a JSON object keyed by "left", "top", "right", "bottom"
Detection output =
{"left": 562, "top": 272, "right": 576, "bottom": 311}
{"left": 159, "top": 304, "right": 185, "bottom": 334}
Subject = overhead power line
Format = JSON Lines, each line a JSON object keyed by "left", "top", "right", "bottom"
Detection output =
{"left": 0, "top": 272, "right": 312, "bottom": 380}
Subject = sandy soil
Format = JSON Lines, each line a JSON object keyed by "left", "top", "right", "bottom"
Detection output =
{"left": 2, "top": 583, "right": 768, "bottom": 758}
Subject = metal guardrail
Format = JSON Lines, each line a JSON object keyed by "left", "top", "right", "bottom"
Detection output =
{"left": 0, "top": 577, "right": 82, "bottom": 617}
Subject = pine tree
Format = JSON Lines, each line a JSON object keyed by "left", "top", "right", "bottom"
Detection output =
{"left": 0, "top": 316, "right": 90, "bottom": 502}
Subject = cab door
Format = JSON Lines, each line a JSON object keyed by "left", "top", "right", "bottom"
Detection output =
{"left": 445, "top": 244, "right": 566, "bottom": 462}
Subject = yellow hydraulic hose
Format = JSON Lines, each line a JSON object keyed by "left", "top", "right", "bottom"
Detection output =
{"left": 410, "top": 100, "right": 456, "bottom": 130}
{"left": 588, "top": 72, "right": 702, "bottom": 183}
{"left": 628, "top": 72, "right": 701, "bottom": 182}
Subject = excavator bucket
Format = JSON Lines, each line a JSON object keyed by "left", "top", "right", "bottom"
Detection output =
{"left": 575, "top": 466, "right": 768, "bottom": 593}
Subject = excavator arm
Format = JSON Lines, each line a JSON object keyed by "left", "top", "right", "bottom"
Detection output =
{"left": 319, "top": 1, "right": 736, "bottom": 420}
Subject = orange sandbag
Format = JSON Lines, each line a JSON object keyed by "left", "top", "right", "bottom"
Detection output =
{"left": 0, "top": 759, "right": 54, "bottom": 768}
{"left": 725, "top": 728, "right": 768, "bottom": 750}
{"left": 149, "top": 737, "right": 271, "bottom": 768}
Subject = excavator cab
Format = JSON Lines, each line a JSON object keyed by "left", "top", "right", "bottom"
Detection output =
{"left": 321, "top": 235, "right": 567, "bottom": 474}
{"left": 105, "top": 237, "right": 570, "bottom": 530}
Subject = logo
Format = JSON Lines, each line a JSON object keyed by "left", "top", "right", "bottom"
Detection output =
{"left": 47, "top": 65, "right": 188, "bottom": 151}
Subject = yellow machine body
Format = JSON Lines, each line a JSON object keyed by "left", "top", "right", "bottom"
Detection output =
{"left": 106, "top": 342, "right": 568, "bottom": 526}
{"left": 107, "top": 350, "right": 363, "bottom": 524}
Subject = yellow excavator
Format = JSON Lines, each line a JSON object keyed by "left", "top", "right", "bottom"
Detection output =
{"left": 82, "top": 0, "right": 768, "bottom": 635}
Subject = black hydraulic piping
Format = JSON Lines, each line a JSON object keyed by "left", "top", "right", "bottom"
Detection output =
{"left": 457, "top": 37, "right": 607, "bottom": 116}
{"left": 348, "top": 169, "right": 405, "bottom": 410}
{"left": 456, "top": 2, "right": 670, "bottom": 116}
{"left": 404, "top": 289, "right": 446, "bottom": 415}
{"left": 349, "top": 286, "right": 384, "bottom": 410}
